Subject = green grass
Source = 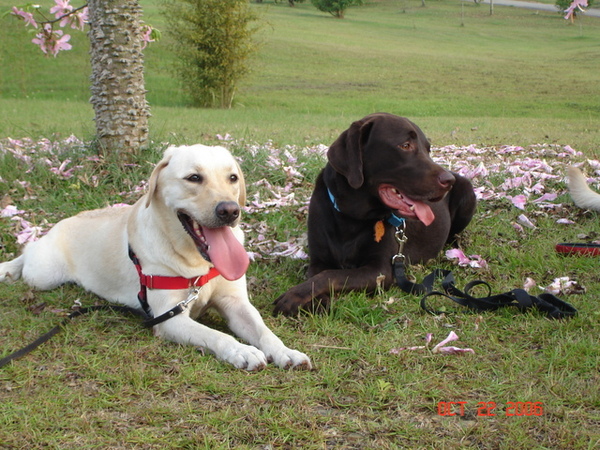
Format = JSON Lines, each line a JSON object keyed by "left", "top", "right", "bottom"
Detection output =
{"left": 1, "top": 0, "right": 600, "bottom": 150}
{"left": 1, "top": 0, "right": 600, "bottom": 448}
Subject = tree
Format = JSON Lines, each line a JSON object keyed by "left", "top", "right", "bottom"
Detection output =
{"left": 164, "top": 0, "right": 260, "bottom": 109}
{"left": 11, "top": 0, "right": 153, "bottom": 157}
{"left": 87, "top": 0, "right": 150, "bottom": 157}
{"left": 310, "top": 0, "right": 363, "bottom": 18}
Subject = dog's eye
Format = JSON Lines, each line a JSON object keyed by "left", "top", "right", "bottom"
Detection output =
{"left": 186, "top": 174, "right": 203, "bottom": 183}
{"left": 399, "top": 142, "right": 412, "bottom": 151}
{"left": 229, "top": 174, "right": 238, "bottom": 183}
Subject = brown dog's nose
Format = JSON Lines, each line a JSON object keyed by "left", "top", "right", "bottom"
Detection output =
{"left": 216, "top": 201, "right": 240, "bottom": 224}
{"left": 439, "top": 171, "right": 455, "bottom": 189}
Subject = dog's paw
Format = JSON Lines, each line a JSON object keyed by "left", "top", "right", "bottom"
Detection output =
{"left": 270, "top": 347, "right": 312, "bottom": 370}
{"left": 220, "top": 344, "right": 268, "bottom": 371}
{"left": 273, "top": 286, "right": 329, "bottom": 316}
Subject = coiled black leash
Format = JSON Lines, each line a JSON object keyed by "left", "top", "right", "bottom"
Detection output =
{"left": 391, "top": 222, "right": 578, "bottom": 320}
{"left": 0, "top": 305, "right": 148, "bottom": 369}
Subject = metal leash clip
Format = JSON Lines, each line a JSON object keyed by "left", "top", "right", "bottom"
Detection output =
{"left": 392, "top": 220, "right": 408, "bottom": 265}
{"left": 178, "top": 286, "right": 201, "bottom": 309}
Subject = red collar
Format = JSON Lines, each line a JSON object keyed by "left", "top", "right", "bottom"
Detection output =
{"left": 128, "top": 247, "right": 220, "bottom": 318}
{"left": 136, "top": 267, "right": 221, "bottom": 290}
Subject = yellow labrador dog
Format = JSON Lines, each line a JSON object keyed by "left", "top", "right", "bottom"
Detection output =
{"left": 568, "top": 166, "right": 600, "bottom": 212}
{"left": 0, "top": 144, "right": 311, "bottom": 371}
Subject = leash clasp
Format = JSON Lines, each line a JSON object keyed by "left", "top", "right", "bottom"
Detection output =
{"left": 179, "top": 286, "right": 202, "bottom": 308}
{"left": 392, "top": 221, "right": 408, "bottom": 265}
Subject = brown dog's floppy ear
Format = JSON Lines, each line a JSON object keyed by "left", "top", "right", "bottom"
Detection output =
{"left": 145, "top": 154, "right": 172, "bottom": 208}
{"left": 327, "top": 117, "right": 375, "bottom": 189}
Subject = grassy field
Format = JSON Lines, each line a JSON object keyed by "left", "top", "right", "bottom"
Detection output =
{"left": 1, "top": 0, "right": 600, "bottom": 448}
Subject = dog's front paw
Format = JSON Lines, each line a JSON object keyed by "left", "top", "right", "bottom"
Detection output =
{"left": 220, "top": 344, "right": 268, "bottom": 371}
{"left": 273, "top": 285, "right": 329, "bottom": 316}
{"left": 270, "top": 347, "right": 312, "bottom": 370}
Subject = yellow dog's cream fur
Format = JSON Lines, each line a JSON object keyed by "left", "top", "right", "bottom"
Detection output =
{"left": 0, "top": 144, "right": 311, "bottom": 371}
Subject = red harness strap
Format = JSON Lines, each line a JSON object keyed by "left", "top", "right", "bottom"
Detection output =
{"left": 128, "top": 246, "right": 220, "bottom": 326}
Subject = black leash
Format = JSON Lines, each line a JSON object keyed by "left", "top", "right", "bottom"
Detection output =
{"left": 0, "top": 305, "right": 148, "bottom": 369}
{"left": 393, "top": 262, "right": 578, "bottom": 319}
{"left": 390, "top": 221, "right": 577, "bottom": 320}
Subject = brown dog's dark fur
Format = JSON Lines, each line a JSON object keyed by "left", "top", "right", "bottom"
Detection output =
{"left": 273, "top": 113, "right": 476, "bottom": 316}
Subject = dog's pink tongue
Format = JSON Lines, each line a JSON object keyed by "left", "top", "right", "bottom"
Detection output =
{"left": 202, "top": 226, "right": 249, "bottom": 281}
{"left": 379, "top": 185, "right": 435, "bottom": 226}
{"left": 410, "top": 201, "right": 435, "bottom": 227}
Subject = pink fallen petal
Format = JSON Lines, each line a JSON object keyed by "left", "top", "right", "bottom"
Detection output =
{"left": 509, "top": 194, "right": 527, "bottom": 210}
{"left": 523, "top": 277, "right": 537, "bottom": 291}
{"left": 556, "top": 218, "right": 575, "bottom": 225}
{"left": 532, "top": 193, "right": 557, "bottom": 203}
{"left": 446, "top": 249, "right": 488, "bottom": 269}
{"left": 436, "top": 346, "right": 475, "bottom": 354}
{"left": 445, "top": 248, "right": 468, "bottom": 264}
{"left": 513, "top": 223, "right": 525, "bottom": 233}
{"left": 1, "top": 205, "right": 24, "bottom": 218}
{"left": 432, "top": 331, "right": 459, "bottom": 353}
{"left": 517, "top": 214, "right": 536, "bottom": 229}
{"left": 389, "top": 345, "right": 427, "bottom": 354}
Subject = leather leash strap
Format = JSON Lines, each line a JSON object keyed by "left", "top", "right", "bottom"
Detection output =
{"left": 393, "top": 261, "right": 578, "bottom": 320}
{"left": 0, "top": 305, "right": 147, "bottom": 369}
{"left": 391, "top": 223, "right": 577, "bottom": 320}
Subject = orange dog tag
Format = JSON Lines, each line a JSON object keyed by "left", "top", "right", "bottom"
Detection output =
{"left": 374, "top": 220, "right": 385, "bottom": 243}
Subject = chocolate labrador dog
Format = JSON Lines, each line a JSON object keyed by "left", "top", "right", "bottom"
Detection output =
{"left": 273, "top": 113, "right": 476, "bottom": 316}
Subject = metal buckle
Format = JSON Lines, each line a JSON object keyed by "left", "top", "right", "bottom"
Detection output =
{"left": 178, "top": 287, "right": 201, "bottom": 309}
{"left": 392, "top": 220, "right": 408, "bottom": 264}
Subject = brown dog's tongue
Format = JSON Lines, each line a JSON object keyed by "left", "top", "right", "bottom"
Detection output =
{"left": 410, "top": 201, "right": 435, "bottom": 227}
{"left": 201, "top": 226, "right": 250, "bottom": 281}
{"left": 378, "top": 185, "right": 435, "bottom": 226}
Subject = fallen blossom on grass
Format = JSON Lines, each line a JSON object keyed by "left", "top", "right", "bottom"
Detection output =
{"left": 11, "top": 217, "right": 46, "bottom": 244}
{"left": 390, "top": 331, "right": 474, "bottom": 355}
{"left": 446, "top": 248, "right": 488, "bottom": 269}
{"left": 543, "top": 277, "right": 586, "bottom": 296}
{"left": 517, "top": 214, "right": 536, "bottom": 229}
{"left": 1, "top": 205, "right": 24, "bottom": 218}
{"left": 1, "top": 136, "right": 599, "bottom": 270}
{"left": 523, "top": 277, "right": 537, "bottom": 292}
{"left": 508, "top": 194, "right": 527, "bottom": 210}
{"left": 432, "top": 331, "right": 476, "bottom": 354}
{"left": 556, "top": 218, "right": 575, "bottom": 225}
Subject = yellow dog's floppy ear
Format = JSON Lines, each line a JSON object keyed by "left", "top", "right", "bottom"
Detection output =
{"left": 235, "top": 159, "right": 247, "bottom": 207}
{"left": 145, "top": 153, "right": 172, "bottom": 208}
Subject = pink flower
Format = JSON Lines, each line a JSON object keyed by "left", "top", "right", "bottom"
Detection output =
{"left": 556, "top": 218, "right": 575, "bottom": 225}
{"left": 508, "top": 194, "right": 527, "bottom": 210}
{"left": 565, "top": 0, "right": 588, "bottom": 20}
{"left": 32, "top": 25, "right": 72, "bottom": 57}
{"left": 50, "top": 0, "right": 73, "bottom": 20}
{"left": 67, "top": 8, "right": 88, "bottom": 31}
{"left": 390, "top": 331, "right": 474, "bottom": 355}
{"left": 523, "top": 277, "right": 537, "bottom": 292}
{"left": 445, "top": 248, "right": 488, "bottom": 269}
{"left": 49, "top": 159, "right": 75, "bottom": 178}
{"left": 1, "top": 205, "right": 24, "bottom": 218}
{"left": 517, "top": 214, "right": 536, "bottom": 229}
{"left": 11, "top": 7, "right": 38, "bottom": 28}
{"left": 141, "top": 25, "right": 155, "bottom": 50}
{"left": 432, "top": 331, "right": 475, "bottom": 354}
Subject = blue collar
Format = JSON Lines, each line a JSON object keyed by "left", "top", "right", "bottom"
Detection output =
{"left": 327, "top": 187, "right": 405, "bottom": 227}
